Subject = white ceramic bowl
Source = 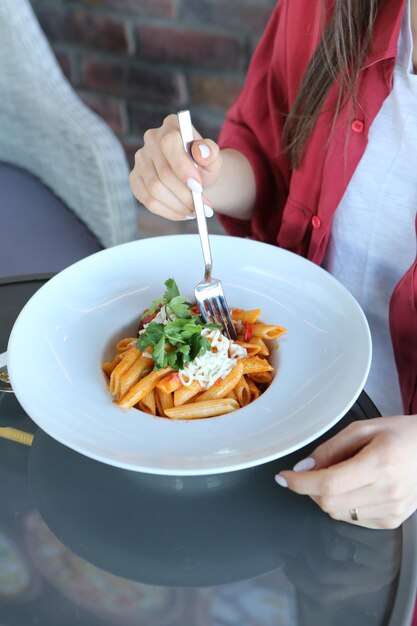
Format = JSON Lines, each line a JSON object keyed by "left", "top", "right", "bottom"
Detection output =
{"left": 7, "top": 235, "right": 371, "bottom": 475}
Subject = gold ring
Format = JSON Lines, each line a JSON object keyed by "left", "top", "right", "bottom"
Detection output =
{"left": 349, "top": 508, "right": 359, "bottom": 521}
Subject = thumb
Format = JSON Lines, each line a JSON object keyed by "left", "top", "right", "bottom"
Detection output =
{"left": 191, "top": 139, "right": 221, "bottom": 172}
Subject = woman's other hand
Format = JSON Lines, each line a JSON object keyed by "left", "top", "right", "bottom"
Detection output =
{"left": 275, "top": 416, "right": 417, "bottom": 529}
{"left": 129, "top": 114, "right": 222, "bottom": 221}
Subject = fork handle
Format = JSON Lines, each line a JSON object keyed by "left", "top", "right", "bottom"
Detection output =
{"left": 177, "top": 110, "right": 212, "bottom": 278}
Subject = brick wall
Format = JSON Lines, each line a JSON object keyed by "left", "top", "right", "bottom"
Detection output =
{"left": 30, "top": 0, "right": 276, "bottom": 167}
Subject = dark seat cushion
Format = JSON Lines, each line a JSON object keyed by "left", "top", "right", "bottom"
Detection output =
{"left": 0, "top": 162, "right": 102, "bottom": 278}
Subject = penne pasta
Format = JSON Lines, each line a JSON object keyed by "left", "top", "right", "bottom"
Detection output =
{"left": 109, "top": 345, "right": 140, "bottom": 397}
{"left": 116, "top": 337, "right": 137, "bottom": 352}
{"left": 234, "top": 375, "right": 251, "bottom": 407}
{"left": 241, "top": 356, "right": 274, "bottom": 376}
{"left": 251, "top": 323, "right": 286, "bottom": 339}
{"left": 102, "top": 363, "right": 114, "bottom": 378}
{"left": 103, "top": 279, "right": 286, "bottom": 420}
{"left": 155, "top": 387, "right": 174, "bottom": 417}
{"left": 249, "top": 371, "right": 273, "bottom": 384}
{"left": 165, "top": 398, "right": 239, "bottom": 420}
{"left": 235, "top": 340, "right": 262, "bottom": 357}
{"left": 156, "top": 372, "right": 183, "bottom": 395}
{"left": 118, "top": 367, "right": 172, "bottom": 409}
{"left": 118, "top": 353, "right": 153, "bottom": 400}
{"left": 138, "top": 389, "right": 157, "bottom": 415}
{"left": 250, "top": 336, "right": 270, "bottom": 356}
{"left": 246, "top": 377, "right": 262, "bottom": 401}
{"left": 197, "top": 361, "right": 243, "bottom": 402}
{"left": 173, "top": 380, "right": 202, "bottom": 406}
{"left": 102, "top": 354, "right": 122, "bottom": 378}
{"left": 231, "top": 308, "right": 262, "bottom": 324}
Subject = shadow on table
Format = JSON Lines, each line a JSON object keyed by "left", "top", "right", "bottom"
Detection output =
{"left": 27, "top": 413, "right": 400, "bottom": 596}
{"left": 0, "top": 394, "right": 403, "bottom": 626}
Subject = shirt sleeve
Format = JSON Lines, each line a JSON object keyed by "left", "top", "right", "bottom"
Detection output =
{"left": 216, "top": 1, "right": 290, "bottom": 242}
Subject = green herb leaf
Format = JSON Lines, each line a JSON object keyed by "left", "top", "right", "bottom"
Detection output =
{"left": 176, "top": 345, "right": 192, "bottom": 370}
{"left": 167, "top": 295, "right": 192, "bottom": 319}
{"left": 153, "top": 335, "right": 167, "bottom": 369}
{"left": 163, "top": 278, "right": 180, "bottom": 303}
{"left": 180, "top": 320, "right": 205, "bottom": 339}
{"left": 164, "top": 319, "right": 200, "bottom": 344}
{"left": 190, "top": 334, "right": 211, "bottom": 361}
{"left": 137, "top": 322, "right": 164, "bottom": 351}
{"left": 148, "top": 298, "right": 164, "bottom": 315}
{"left": 165, "top": 350, "right": 179, "bottom": 369}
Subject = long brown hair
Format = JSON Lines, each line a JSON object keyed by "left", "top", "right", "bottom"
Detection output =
{"left": 283, "top": 0, "right": 382, "bottom": 169}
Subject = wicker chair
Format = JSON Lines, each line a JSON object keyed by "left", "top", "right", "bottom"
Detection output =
{"left": 0, "top": 0, "right": 138, "bottom": 276}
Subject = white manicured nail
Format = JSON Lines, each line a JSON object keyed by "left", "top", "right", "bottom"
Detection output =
{"left": 199, "top": 144, "right": 211, "bottom": 159}
{"left": 275, "top": 475, "right": 288, "bottom": 488}
{"left": 187, "top": 178, "right": 203, "bottom": 193}
{"left": 183, "top": 214, "right": 196, "bottom": 220}
{"left": 204, "top": 204, "right": 214, "bottom": 218}
{"left": 293, "top": 457, "right": 316, "bottom": 472}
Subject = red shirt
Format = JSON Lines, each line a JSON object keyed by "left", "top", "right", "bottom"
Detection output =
{"left": 218, "top": 0, "right": 417, "bottom": 416}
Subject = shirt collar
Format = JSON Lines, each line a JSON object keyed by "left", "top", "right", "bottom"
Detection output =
{"left": 363, "top": 0, "right": 405, "bottom": 67}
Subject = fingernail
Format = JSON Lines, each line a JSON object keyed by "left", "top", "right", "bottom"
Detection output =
{"left": 183, "top": 215, "right": 196, "bottom": 221}
{"left": 293, "top": 457, "right": 316, "bottom": 472}
{"left": 187, "top": 178, "right": 202, "bottom": 193}
{"left": 204, "top": 204, "right": 214, "bottom": 218}
{"left": 198, "top": 143, "right": 211, "bottom": 159}
{"left": 275, "top": 474, "right": 288, "bottom": 488}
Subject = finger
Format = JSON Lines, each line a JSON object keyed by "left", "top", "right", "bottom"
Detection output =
{"left": 311, "top": 480, "right": 390, "bottom": 516}
{"left": 146, "top": 198, "right": 194, "bottom": 222}
{"left": 277, "top": 444, "right": 380, "bottom": 497}
{"left": 147, "top": 153, "right": 214, "bottom": 217}
{"left": 160, "top": 127, "right": 204, "bottom": 188}
{"left": 150, "top": 149, "right": 202, "bottom": 213}
{"left": 314, "top": 499, "right": 408, "bottom": 529}
{"left": 138, "top": 156, "right": 194, "bottom": 218}
{"left": 310, "top": 420, "right": 377, "bottom": 469}
{"left": 190, "top": 139, "right": 221, "bottom": 171}
{"left": 304, "top": 448, "right": 415, "bottom": 525}
{"left": 129, "top": 167, "right": 148, "bottom": 205}
{"left": 132, "top": 171, "right": 193, "bottom": 222}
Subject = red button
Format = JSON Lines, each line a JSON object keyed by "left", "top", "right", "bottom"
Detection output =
{"left": 351, "top": 119, "right": 364, "bottom": 133}
{"left": 311, "top": 216, "right": 321, "bottom": 229}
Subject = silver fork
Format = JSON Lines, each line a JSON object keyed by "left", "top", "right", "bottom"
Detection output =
{"left": 177, "top": 110, "right": 237, "bottom": 340}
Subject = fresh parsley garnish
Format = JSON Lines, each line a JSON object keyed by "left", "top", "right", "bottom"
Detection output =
{"left": 137, "top": 317, "right": 214, "bottom": 370}
{"left": 140, "top": 278, "right": 193, "bottom": 321}
{"left": 138, "top": 321, "right": 164, "bottom": 345}
{"left": 163, "top": 278, "right": 180, "bottom": 302}
{"left": 137, "top": 279, "right": 220, "bottom": 370}
{"left": 167, "top": 295, "right": 191, "bottom": 319}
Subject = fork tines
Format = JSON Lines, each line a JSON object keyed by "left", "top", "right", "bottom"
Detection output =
{"left": 196, "top": 292, "right": 237, "bottom": 341}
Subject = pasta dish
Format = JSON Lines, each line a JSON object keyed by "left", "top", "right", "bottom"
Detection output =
{"left": 102, "top": 279, "right": 285, "bottom": 420}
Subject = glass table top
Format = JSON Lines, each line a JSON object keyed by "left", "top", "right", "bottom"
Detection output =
{"left": 0, "top": 275, "right": 416, "bottom": 626}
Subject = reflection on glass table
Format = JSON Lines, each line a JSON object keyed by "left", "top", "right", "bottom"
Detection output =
{"left": 0, "top": 406, "right": 408, "bottom": 626}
